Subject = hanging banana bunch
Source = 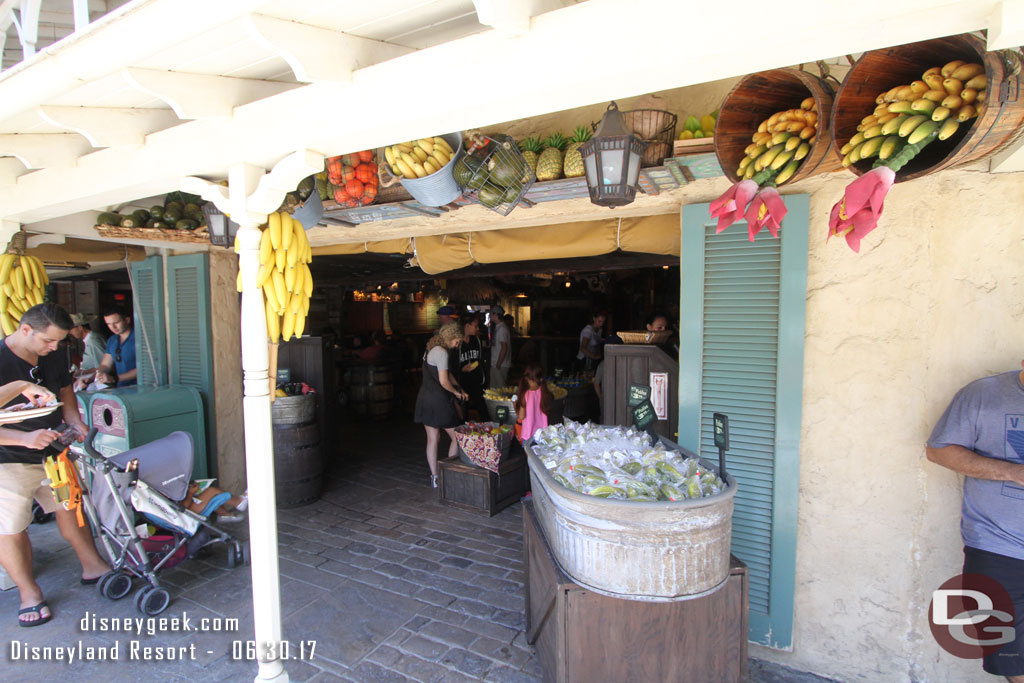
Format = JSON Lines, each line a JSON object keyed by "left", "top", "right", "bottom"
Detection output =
{"left": 0, "top": 253, "right": 48, "bottom": 336}
{"left": 234, "top": 211, "right": 313, "bottom": 343}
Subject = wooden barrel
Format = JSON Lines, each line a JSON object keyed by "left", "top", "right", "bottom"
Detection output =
{"left": 271, "top": 393, "right": 316, "bottom": 425}
{"left": 715, "top": 68, "right": 843, "bottom": 186}
{"left": 272, "top": 422, "right": 323, "bottom": 508}
{"left": 831, "top": 33, "right": 1024, "bottom": 181}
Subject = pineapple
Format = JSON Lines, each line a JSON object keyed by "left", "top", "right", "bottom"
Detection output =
{"left": 536, "top": 132, "right": 567, "bottom": 182}
{"left": 562, "top": 125, "right": 592, "bottom": 178}
{"left": 519, "top": 137, "right": 542, "bottom": 176}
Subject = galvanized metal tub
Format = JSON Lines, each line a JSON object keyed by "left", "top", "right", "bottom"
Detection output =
{"left": 271, "top": 393, "right": 316, "bottom": 425}
{"left": 525, "top": 436, "right": 737, "bottom": 601}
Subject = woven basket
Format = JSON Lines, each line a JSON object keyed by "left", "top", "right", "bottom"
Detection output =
{"left": 617, "top": 330, "right": 672, "bottom": 345}
{"left": 95, "top": 224, "right": 214, "bottom": 245}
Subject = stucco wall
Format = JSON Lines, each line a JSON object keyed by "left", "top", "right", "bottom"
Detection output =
{"left": 728, "top": 162, "right": 1024, "bottom": 682}
{"left": 208, "top": 249, "right": 245, "bottom": 494}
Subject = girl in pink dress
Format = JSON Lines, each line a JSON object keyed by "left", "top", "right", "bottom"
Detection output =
{"left": 515, "top": 363, "right": 554, "bottom": 444}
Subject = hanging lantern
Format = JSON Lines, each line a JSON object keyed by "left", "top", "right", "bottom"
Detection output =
{"left": 580, "top": 101, "right": 647, "bottom": 208}
{"left": 201, "top": 203, "right": 239, "bottom": 247}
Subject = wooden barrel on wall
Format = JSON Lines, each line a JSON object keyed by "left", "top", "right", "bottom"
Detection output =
{"left": 831, "top": 33, "right": 1024, "bottom": 181}
{"left": 271, "top": 393, "right": 323, "bottom": 508}
{"left": 715, "top": 67, "right": 843, "bottom": 185}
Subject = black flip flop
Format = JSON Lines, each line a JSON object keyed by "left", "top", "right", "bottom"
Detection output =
{"left": 80, "top": 576, "right": 100, "bottom": 585}
{"left": 18, "top": 601, "right": 52, "bottom": 627}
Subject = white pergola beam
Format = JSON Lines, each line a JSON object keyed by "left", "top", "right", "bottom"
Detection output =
{"left": 245, "top": 13, "right": 413, "bottom": 84}
{"left": 37, "top": 106, "right": 178, "bottom": 148}
{"left": 122, "top": 68, "right": 296, "bottom": 120}
{"left": 0, "top": 133, "right": 90, "bottom": 169}
{"left": 0, "top": 156, "right": 26, "bottom": 185}
{"left": 472, "top": 0, "right": 531, "bottom": 36}
{"left": 0, "top": 0, "right": 1004, "bottom": 224}
{"left": 987, "top": 0, "right": 1024, "bottom": 49}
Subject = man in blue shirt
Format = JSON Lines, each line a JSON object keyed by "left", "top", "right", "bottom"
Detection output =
{"left": 927, "top": 361, "right": 1024, "bottom": 681}
{"left": 95, "top": 306, "right": 136, "bottom": 387}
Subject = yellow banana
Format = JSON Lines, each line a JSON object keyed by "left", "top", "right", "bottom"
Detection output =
{"left": 236, "top": 270, "right": 243, "bottom": 293}
{"left": 879, "top": 135, "right": 903, "bottom": 160}
{"left": 923, "top": 73, "right": 945, "bottom": 91}
{"left": 13, "top": 267, "right": 25, "bottom": 299}
{"left": 285, "top": 265, "right": 297, "bottom": 293}
{"left": 881, "top": 114, "right": 908, "bottom": 136}
{"left": 755, "top": 144, "right": 785, "bottom": 172}
{"left": 289, "top": 291, "right": 303, "bottom": 314}
{"left": 942, "top": 78, "right": 963, "bottom": 95}
{"left": 302, "top": 263, "right": 313, "bottom": 296}
{"left": 293, "top": 309, "right": 306, "bottom": 339}
{"left": 898, "top": 115, "right": 929, "bottom": 138}
{"left": 771, "top": 132, "right": 791, "bottom": 146}
{"left": 799, "top": 126, "right": 816, "bottom": 140}
{"left": 280, "top": 212, "right": 293, "bottom": 251}
{"left": 849, "top": 141, "right": 866, "bottom": 164}
{"left": 0, "top": 312, "right": 13, "bottom": 336}
{"left": 19, "top": 257, "right": 34, "bottom": 289}
{"left": 433, "top": 136, "right": 454, "bottom": 155}
{"left": 275, "top": 245, "right": 287, "bottom": 272}
{"left": 269, "top": 212, "right": 283, "bottom": 251}
{"left": 908, "top": 119, "right": 939, "bottom": 144}
{"left": 938, "top": 118, "right": 961, "bottom": 140}
{"left": 858, "top": 135, "right": 885, "bottom": 160}
{"left": 950, "top": 63, "right": 984, "bottom": 81}
{"left": 234, "top": 233, "right": 241, "bottom": 254}
{"left": 423, "top": 158, "right": 439, "bottom": 175}
{"left": 888, "top": 101, "right": 915, "bottom": 115}
{"left": 263, "top": 280, "right": 281, "bottom": 314}
{"left": 256, "top": 263, "right": 272, "bottom": 288}
{"left": 922, "top": 89, "right": 948, "bottom": 103}
{"left": 272, "top": 270, "right": 287, "bottom": 313}
{"left": 774, "top": 158, "right": 800, "bottom": 185}
{"left": 940, "top": 60, "right": 965, "bottom": 78}
{"left": 417, "top": 138, "right": 434, "bottom": 155}
{"left": 784, "top": 121, "right": 805, "bottom": 134}
{"left": 895, "top": 85, "right": 916, "bottom": 101}
{"left": 794, "top": 142, "right": 811, "bottom": 161}
{"left": 286, "top": 243, "right": 299, "bottom": 268}
{"left": 394, "top": 158, "right": 416, "bottom": 180}
{"left": 395, "top": 143, "right": 414, "bottom": 154}
{"left": 292, "top": 217, "right": 307, "bottom": 254}
{"left": 265, "top": 298, "right": 280, "bottom": 343}
{"left": 770, "top": 148, "right": 796, "bottom": 171}
{"left": 862, "top": 124, "right": 884, "bottom": 139}
{"left": 259, "top": 227, "right": 273, "bottom": 264}
{"left": 0, "top": 254, "right": 14, "bottom": 285}
{"left": 34, "top": 257, "right": 48, "bottom": 286}
{"left": 384, "top": 146, "right": 396, "bottom": 169}
{"left": 301, "top": 293, "right": 310, "bottom": 316}
{"left": 911, "top": 99, "right": 937, "bottom": 114}
{"left": 784, "top": 136, "right": 802, "bottom": 152}
{"left": 957, "top": 104, "right": 978, "bottom": 122}
{"left": 7, "top": 301, "right": 20, "bottom": 320}
{"left": 940, "top": 94, "right": 963, "bottom": 111}
{"left": 965, "top": 74, "right": 987, "bottom": 91}
{"left": 960, "top": 88, "right": 979, "bottom": 104}
{"left": 280, "top": 309, "right": 295, "bottom": 342}
{"left": 411, "top": 146, "right": 428, "bottom": 164}
{"left": 931, "top": 106, "right": 951, "bottom": 122}
{"left": 431, "top": 148, "right": 450, "bottom": 167}
{"left": 910, "top": 80, "right": 929, "bottom": 94}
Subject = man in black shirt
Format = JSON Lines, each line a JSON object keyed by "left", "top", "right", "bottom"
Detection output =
{"left": 0, "top": 304, "right": 107, "bottom": 627}
{"left": 453, "top": 313, "right": 486, "bottom": 420}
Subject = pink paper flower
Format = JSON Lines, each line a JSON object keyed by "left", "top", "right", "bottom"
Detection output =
{"left": 744, "top": 187, "right": 787, "bottom": 241}
{"left": 709, "top": 180, "right": 758, "bottom": 234}
{"left": 827, "top": 167, "right": 896, "bottom": 253}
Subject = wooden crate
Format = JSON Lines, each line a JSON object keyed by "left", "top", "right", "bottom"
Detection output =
{"left": 672, "top": 136, "right": 715, "bottom": 157}
{"left": 438, "top": 452, "right": 528, "bottom": 516}
{"left": 523, "top": 500, "right": 749, "bottom": 683}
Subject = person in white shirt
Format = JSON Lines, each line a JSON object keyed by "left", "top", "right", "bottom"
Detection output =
{"left": 489, "top": 305, "right": 511, "bottom": 389}
{"left": 576, "top": 310, "right": 607, "bottom": 371}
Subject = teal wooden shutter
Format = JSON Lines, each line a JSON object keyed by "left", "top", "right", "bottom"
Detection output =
{"left": 130, "top": 255, "right": 166, "bottom": 386}
{"left": 679, "top": 195, "right": 808, "bottom": 649}
{"left": 165, "top": 253, "right": 215, "bottom": 467}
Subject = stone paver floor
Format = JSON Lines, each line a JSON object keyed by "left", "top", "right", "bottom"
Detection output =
{"left": 0, "top": 416, "right": 837, "bottom": 682}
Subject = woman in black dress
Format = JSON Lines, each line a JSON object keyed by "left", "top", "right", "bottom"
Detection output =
{"left": 414, "top": 322, "right": 468, "bottom": 487}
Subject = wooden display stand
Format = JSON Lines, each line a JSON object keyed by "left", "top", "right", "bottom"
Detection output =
{"left": 437, "top": 451, "right": 529, "bottom": 516}
{"left": 601, "top": 344, "right": 679, "bottom": 440}
{"left": 523, "top": 501, "right": 748, "bottom": 682}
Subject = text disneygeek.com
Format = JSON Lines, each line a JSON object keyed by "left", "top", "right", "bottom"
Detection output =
{"left": 8, "top": 611, "right": 246, "bottom": 664}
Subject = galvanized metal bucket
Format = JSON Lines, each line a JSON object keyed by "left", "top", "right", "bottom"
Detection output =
{"left": 271, "top": 393, "right": 316, "bottom": 425}
{"left": 398, "top": 132, "right": 463, "bottom": 207}
{"left": 525, "top": 435, "right": 737, "bottom": 601}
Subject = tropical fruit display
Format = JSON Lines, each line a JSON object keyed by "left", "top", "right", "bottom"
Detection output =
{"left": 381, "top": 137, "right": 454, "bottom": 182}
{"left": 96, "top": 192, "right": 206, "bottom": 230}
{"left": 0, "top": 253, "right": 48, "bottom": 335}
{"left": 484, "top": 382, "right": 568, "bottom": 401}
{"left": 237, "top": 211, "right": 313, "bottom": 344}
{"left": 678, "top": 112, "right": 717, "bottom": 140}
{"left": 535, "top": 132, "right": 567, "bottom": 181}
{"left": 734, "top": 97, "right": 819, "bottom": 185}
{"left": 562, "top": 125, "right": 592, "bottom": 178}
{"left": 839, "top": 60, "right": 987, "bottom": 170}
{"left": 454, "top": 134, "right": 534, "bottom": 215}
{"left": 327, "top": 150, "right": 379, "bottom": 207}
{"left": 531, "top": 421, "right": 727, "bottom": 501}
{"left": 518, "top": 137, "right": 542, "bottom": 175}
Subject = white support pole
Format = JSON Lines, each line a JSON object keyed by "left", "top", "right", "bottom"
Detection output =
{"left": 16, "top": 0, "right": 41, "bottom": 58}
{"left": 227, "top": 162, "right": 289, "bottom": 683}
{"left": 71, "top": 0, "right": 89, "bottom": 32}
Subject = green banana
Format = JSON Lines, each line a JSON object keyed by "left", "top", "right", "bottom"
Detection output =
{"left": 755, "top": 144, "right": 785, "bottom": 171}
{"left": 878, "top": 135, "right": 904, "bottom": 160}
{"left": 908, "top": 119, "right": 939, "bottom": 144}
{"left": 794, "top": 142, "right": 811, "bottom": 161}
{"left": 881, "top": 114, "right": 908, "bottom": 136}
{"left": 774, "top": 158, "right": 801, "bottom": 185}
{"left": 770, "top": 132, "right": 792, "bottom": 146}
{"left": 770, "top": 148, "right": 797, "bottom": 171}
{"left": 911, "top": 98, "right": 937, "bottom": 114}
{"left": 888, "top": 101, "right": 916, "bottom": 115}
{"left": 849, "top": 140, "right": 867, "bottom": 164}
{"left": 898, "top": 115, "right": 929, "bottom": 138}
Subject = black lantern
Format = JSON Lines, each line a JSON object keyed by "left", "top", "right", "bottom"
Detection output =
{"left": 579, "top": 101, "right": 647, "bottom": 208}
{"left": 201, "top": 202, "right": 239, "bottom": 247}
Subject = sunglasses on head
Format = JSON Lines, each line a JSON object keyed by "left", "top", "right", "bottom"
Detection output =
{"left": 29, "top": 366, "right": 41, "bottom": 385}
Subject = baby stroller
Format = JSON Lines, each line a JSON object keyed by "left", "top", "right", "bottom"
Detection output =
{"left": 76, "top": 427, "right": 250, "bottom": 615}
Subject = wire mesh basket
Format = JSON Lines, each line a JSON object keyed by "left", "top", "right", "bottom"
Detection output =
{"left": 455, "top": 134, "right": 536, "bottom": 216}
{"left": 621, "top": 109, "right": 677, "bottom": 167}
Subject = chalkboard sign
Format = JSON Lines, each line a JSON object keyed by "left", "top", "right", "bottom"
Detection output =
{"left": 276, "top": 367, "right": 291, "bottom": 384}
{"left": 628, "top": 383, "right": 651, "bottom": 407}
{"left": 496, "top": 405, "right": 510, "bottom": 423}
{"left": 632, "top": 400, "right": 657, "bottom": 432}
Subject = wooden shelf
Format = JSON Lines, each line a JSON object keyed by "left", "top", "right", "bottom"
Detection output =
{"left": 319, "top": 153, "right": 724, "bottom": 228}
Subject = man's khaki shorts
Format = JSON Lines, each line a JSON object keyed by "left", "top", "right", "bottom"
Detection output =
{"left": 0, "top": 462, "right": 56, "bottom": 534}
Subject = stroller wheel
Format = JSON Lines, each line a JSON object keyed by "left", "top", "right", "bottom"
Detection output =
{"left": 226, "top": 543, "right": 237, "bottom": 569}
{"left": 101, "top": 572, "right": 133, "bottom": 601}
{"left": 241, "top": 540, "right": 251, "bottom": 566}
{"left": 135, "top": 586, "right": 171, "bottom": 616}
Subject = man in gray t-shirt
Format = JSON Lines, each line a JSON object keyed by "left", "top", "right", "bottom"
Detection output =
{"left": 927, "top": 362, "right": 1024, "bottom": 680}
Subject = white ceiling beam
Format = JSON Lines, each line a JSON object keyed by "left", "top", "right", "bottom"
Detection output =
{"left": 472, "top": 0, "right": 531, "bottom": 36}
{"left": 0, "top": 156, "right": 25, "bottom": 184}
{"left": 26, "top": 232, "right": 64, "bottom": 248}
{"left": 0, "top": 133, "right": 90, "bottom": 169}
{"left": 0, "top": 0, "right": 1003, "bottom": 224}
{"left": 37, "top": 106, "right": 178, "bottom": 147}
{"left": 122, "top": 68, "right": 296, "bottom": 120}
{"left": 244, "top": 14, "right": 413, "bottom": 84}
{"left": 987, "top": 0, "right": 1024, "bottom": 49}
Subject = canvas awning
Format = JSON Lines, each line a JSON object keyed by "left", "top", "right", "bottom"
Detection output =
{"left": 311, "top": 214, "right": 680, "bottom": 275}
{"left": 27, "top": 238, "right": 146, "bottom": 265}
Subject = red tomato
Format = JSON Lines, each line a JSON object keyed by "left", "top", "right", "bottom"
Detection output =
{"left": 345, "top": 179, "right": 364, "bottom": 198}
{"left": 341, "top": 153, "right": 361, "bottom": 167}
{"left": 355, "top": 164, "right": 375, "bottom": 183}
{"left": 357, "top": 150, "right": 374, "bottom": 162}
{"left": 332, "top": 187, "right": 350, "bottom": 203}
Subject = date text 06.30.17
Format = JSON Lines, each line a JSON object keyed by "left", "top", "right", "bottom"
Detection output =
{"left": 231, "top": 640, "right": 317, "bottom": 661}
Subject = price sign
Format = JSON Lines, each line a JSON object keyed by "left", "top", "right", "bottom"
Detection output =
{"left": 276, "top": 368, "right": 291, "bottom": 384}
{"left": 632, "top": 400, "right": 657, "bottom": 433}
{"left": 628, "top": 383, "right": 651, "bottom": 407}
{"left": 495, "top": 405, "right": 510, "bottom": 423}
